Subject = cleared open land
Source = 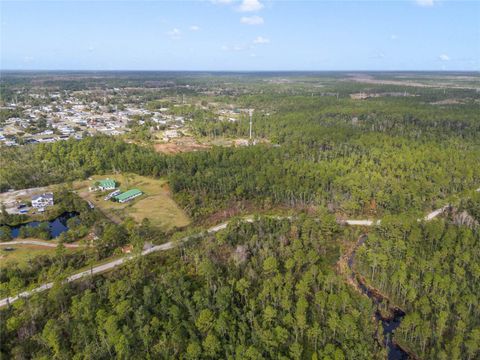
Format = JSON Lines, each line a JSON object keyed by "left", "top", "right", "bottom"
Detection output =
{"left": 347, "top": 73, "right": 480, "bottom": 89}
{"left": 0, "top": 244, "right": 78, "bottom": 269}
{"left": 154, "top": 137, "right": 210, "bottom": 154}
{"left": 74, "top": 173, "right": 190, "bottom": 231}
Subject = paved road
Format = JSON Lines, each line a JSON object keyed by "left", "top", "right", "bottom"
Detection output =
{"left": 0, "top": 240, "right": 82, "bottom": 248}
{"left": 0, "top": 221, "right": 230, "bottom": 308}
{"left": 343, "top": 219, "right": 381, "bottom": 226}
{"left": 0, "top": 201, "right": 465, "bottom": 308}
{"left": 423, "top": 205, "right": 450, "bottom": 221}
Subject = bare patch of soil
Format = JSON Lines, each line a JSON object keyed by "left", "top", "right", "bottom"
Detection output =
{"left": 154, "top": 137, "right": 210, "bottom": 154}
{"left": 430, "top": 98, "right": 465, "bottom": 105}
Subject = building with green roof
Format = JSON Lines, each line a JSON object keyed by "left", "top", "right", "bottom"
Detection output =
{"left": 97, "top": 178, "right": 116, "bottom": 191}
{"left": 115, "top": 189, "right": 143, "bottom": 203}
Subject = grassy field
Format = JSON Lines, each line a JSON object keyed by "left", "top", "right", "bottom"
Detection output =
{"left": 74, "top": 173, "right": 191, "bottom": 231}
{"left": 0, "top": 245, "right": 77, "bottom": 269}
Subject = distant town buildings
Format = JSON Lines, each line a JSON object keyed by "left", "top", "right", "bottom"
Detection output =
{"left": 163, "top": 129, "right": 180, "bottom": 141}
{"left": 0, "top": 85, "right": 257, "bottom": 149}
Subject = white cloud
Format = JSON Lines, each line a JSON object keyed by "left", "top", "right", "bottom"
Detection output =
{"left": 240, "top": 15, "right": 264, "bottom": 25}
{"left": 253, "top": 36, "right": 270, "bottom": 44}
{"left": 233, "top": 44, "right": 247, "bottom": 51}
{"left": 189, "top": 25, "right": 200, "bottom": 31}
{"left": 415, "top": 0, "right": 435, "bottom": 7}
{"left": 211, "top": 0, "right": 234, "bottom": 4}
{"left": 222, "top": 44, "right": 249, "bottom": 52}
{"left": 167, "top": 28, "right": 181, "bottom": 39}
{"left": 370, "top": 52, "right": 385, "bottom": 59}
{"left": 390, "top": 34, "right": 398, "bottom": 40}
{"left": 439, "top": 54, "right": 450, "bottom": 61}
{"left": 238, "top": 0, "right": 263, "bottom": 12}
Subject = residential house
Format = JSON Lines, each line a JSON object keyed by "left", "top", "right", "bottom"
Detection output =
{"left": 121, "top": 245, "right": 133, "bottom": 254}
{"left": 98, "top": 178, "right": 116, "bottom": 191}
{"left": 31, "top": 193, "right": 54, "bottom": 208}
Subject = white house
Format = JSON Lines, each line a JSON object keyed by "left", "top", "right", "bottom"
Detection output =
{"left": 97, "top": 178, "right": 116, "bottom": 191}
{"left": 163, "top": 129, "right": 180, "bottom": 141}
{"left": 31, "top": 193, "right": 54, "bottom": 208}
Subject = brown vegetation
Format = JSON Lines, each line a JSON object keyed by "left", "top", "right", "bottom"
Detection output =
{"left": 154, "top": 137, "right": 210, "bottom": 154}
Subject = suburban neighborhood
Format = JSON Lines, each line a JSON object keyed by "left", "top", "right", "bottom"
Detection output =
{"left": 0, "top": 85, "right": 255, "bottom": 150}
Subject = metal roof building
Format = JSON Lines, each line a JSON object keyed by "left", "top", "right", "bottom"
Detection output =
{"left": 115, "top": 189, "right": 142, "bottom": 203}
{"left": 98, "top": 179, "right": 116, "bottom": 190}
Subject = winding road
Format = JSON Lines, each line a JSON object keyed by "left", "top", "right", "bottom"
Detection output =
{"left": 0, "top": 202, "right": 459, "bottom": 308}
{"left": 0, "top": 220, "right": 238, "bottom": 307}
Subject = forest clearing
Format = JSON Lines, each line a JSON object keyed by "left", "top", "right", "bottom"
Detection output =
{"left": 0, "top": 244, "right": 79, "bottom": 269}
{"left": 74, "top": 173, "right": 191, "bottom": 231}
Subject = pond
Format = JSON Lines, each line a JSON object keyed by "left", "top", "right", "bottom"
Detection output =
{"left": 7, "top": 212, "right": 79, "bottom": 239}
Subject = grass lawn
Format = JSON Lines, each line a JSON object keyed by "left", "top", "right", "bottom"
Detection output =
{"left": 74, "top": 173, "right": 191, "bottom": 231}
{"left": 0, "top": 245, "right": 77, "bottom": 269}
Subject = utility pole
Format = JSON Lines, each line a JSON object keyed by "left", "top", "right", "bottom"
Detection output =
{"left": 249, "top": 109, "right": 254, "bottom": 144}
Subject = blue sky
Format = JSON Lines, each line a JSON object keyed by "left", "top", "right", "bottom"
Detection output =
{"left": 1, "top": 0, "right": 479, "bottom": 71}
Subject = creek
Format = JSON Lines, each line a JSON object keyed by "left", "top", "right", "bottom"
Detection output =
{"left": 348, "top": 235, "right": 410, "bottom": 360}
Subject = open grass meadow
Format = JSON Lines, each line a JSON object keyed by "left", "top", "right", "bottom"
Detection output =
{"left": 74, "top": 173, "right": 191, "bottom": 231}
{"left": 0, "top": 245, "right": 78, "bottom": 269}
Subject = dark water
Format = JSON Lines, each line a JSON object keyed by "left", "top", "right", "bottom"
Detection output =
{"left": 8, "top": 212, "right": 78, "bottom": 238}
{"left": 381, "top": 308, "right": 408, "bottom": 360}
{"left": 349, "top": 235, "right": 409, "bottom": 360}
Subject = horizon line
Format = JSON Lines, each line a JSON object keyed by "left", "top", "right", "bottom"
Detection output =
{"left": 1, "top": 69, "right": 479, "bottom": 73}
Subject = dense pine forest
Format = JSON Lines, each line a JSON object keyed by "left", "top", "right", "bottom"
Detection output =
{"left": 355, "top": 217, "right": 480, "bottom": 359}
{"left": 1, "top": 216, "right": 386, "bottom": 359}
{"left": 2, "top": 99, "right": 479, "bottom": 219}
{"left": 0, "top": 72, "right": 479, "bottom": 359}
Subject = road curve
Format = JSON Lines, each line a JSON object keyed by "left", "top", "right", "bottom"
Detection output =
{"left": 341, "top": 204, "right": 451, "bottom": 227}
